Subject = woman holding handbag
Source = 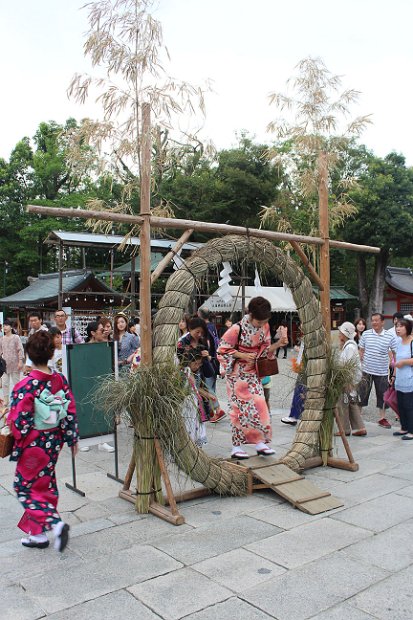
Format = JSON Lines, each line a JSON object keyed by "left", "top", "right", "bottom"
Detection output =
{"left": 217, "top": 297, "right": 287, "bottom": 459}
{"left": 392, "top": 318, "right": 413, "bottom": 439}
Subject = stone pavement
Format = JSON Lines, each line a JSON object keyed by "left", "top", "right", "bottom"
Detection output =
{"left": 1, "top": 358, "right": 413, "bottom": 620}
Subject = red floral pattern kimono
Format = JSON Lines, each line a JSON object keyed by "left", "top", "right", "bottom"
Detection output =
{"left": 7, "top": 370, "right": 78, "bottom": 535}
{"left": 217, "top": 315, "right": 274, "bottom": 446}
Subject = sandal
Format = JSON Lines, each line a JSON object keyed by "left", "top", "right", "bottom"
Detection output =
{"left": 231, "top": 450, "right": 249, "bottom": 460}
{"left": 256, "top": 447, "right": 275, "bottom": 456}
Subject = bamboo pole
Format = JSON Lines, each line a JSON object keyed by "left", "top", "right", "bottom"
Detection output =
{"left": 26, "top": 204, "right": 380, "bottom": 254}
{"left": 135, "top": 102, "right": 157, "bottom": 514}
{"left": 290, "top": 241, "right": 324, "bottom": 291}
{"left": 150, "top": 229, "right": 194, "bottom": 285}
{"left": 318, "top": 152, "right": 331, "bottom": 337}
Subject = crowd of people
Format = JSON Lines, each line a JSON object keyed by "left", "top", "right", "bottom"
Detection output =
{"left": 2, "top": 299, "right": 412, "bottom": 555}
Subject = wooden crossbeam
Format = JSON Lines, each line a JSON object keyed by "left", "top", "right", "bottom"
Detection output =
{"left": 27, "top": 204, "right": 380, "bottom": 254}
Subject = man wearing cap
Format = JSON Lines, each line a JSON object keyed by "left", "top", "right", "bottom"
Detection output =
{"left": 358, "top": 313, "right": 398, "bottom": 428}
{"left": 336, "top": 322, "right": 366, "bottom": 436}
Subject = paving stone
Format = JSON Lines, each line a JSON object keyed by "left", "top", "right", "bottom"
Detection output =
{"left": 329, "top": 473, "right": 410, "bottom": 506}
{"left": 246, "top": 517, "right": 371, "bottom": 569}
{"left": 109, "top": 511, "right": 140, "bottom": 525}
{"left": 181, "top": 494, "right": 282, "bottom": 528}
{"left": 306, "top": 457, "right": 390, "bottom": 483}
{"left": 68, "top": 524, "right": 135, "bottom": 559}
{"left": 395, "top": 484, "right": 413, "bottom": 499}
{"left": 343, "top": 519, "right": 413, "bottom": 572}
{"left": 0, "top": 493, "right": 24, "bottom": 522}
{"left": 128, "top": 567, "right": 232, "bottom": 620}
{"left": 2, "top": 582, "right": 45, "bottom": 620}
{"left": 309, "top": 601, "right": 381, "bottom": 619}
{"left": 70, "top": 517, "right": 116, "bottom": 538}
{"left": 382, "top": 463, "right": 413, "bottom": 482}
{"left": 0, "top": 523, "right": 23, "bottom": 544}
{"left": 193, "top": 548, "right": 285, "bottom": 592}
{"left": 331, "top": 492, "right": 413, "bottom": 532}
{"left": 240, "top": 567, "right": 341, "bottom": 619}
{"left": 183, "top": 597, "right": 275, "bottom": 620}
{"left": 59, "top": 511, "right": 81, "bottom": 526}
{"left": 71, "top": 501, "right": 110, "bottom": 521}
{"left": 153, "top": 515, "right": 282, "bottom": 564}
{"left": 1, "top": 541, "right": 82, "bottom": 581}
{"left": 59, "top": 471, "right": 121, "bottom": 501}
{"left": 250, "top": 502, "right": 322, "bottom": 530}
{"left": 352, "top": 564, "right": 413, "bottom": 619}
{"left": 46, "top": 589, "right": 159, "bottom": 620}
{"left": 114, "top": 514, "right": 194, "bottom": 546}
{"left": 241, "top": 552, "right": 387, "bottom": 620}
{"left": 20, "top": 544, "right": 181, "bottom": 614}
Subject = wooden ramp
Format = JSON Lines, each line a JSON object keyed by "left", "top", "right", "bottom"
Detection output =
{"left": 232, "top": 455, "right": 343, "bottom": 515}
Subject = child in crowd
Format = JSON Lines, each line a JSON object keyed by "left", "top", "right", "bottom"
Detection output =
{"left": 48, "top": 327, "right": 63, "bottom": 373}
{"left": 180, "top": 349, "right": 217, "bottom": 447}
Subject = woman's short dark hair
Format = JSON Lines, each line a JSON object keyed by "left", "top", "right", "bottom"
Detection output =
{"left": 86, "top": 321, "right": 99, "bottom": 341}
{"left": 188, "top": 317, "right": 208, "bottom": 335}
{"left": 49, "top": 326, "right": 62, "bottom": 338}
{"left": 248, "top": 297, "right": 272, "bottom": 321}
{"left": 26, "top": 331, "right": 54, "bottom": 365}
{"left": 396, "top": 319, "right": 412, "bottom": 335}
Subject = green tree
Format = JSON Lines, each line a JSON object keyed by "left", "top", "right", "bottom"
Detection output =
{"left": 0, "top": 120, "right": 99, "bottom": 297}
{"left": 159, "top": 135, "right": 282, "bottom": 234}
{"left": 342, "top": 151, "right": 413, "bottom": 316}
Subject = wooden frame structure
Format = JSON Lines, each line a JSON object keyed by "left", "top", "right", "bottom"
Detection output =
{"left": 27, "top": 103, "right": 380, "bottom": 524}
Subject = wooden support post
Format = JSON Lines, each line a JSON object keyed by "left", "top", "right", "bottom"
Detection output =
{"left": 333, "top": 407, "right": 358, "bottom": 466}
{"left": 290, "top": 241, "right": 324, "bottom": 291}
{"left": 151, "top": 229, "right": 194, "bottom": 285}
{"left": 130, "top": 254, "right": 136, "bottom": 314}
{"left": 110, "top": 249, "right": 114, "bottom": 288}
{"left": 318, "top": 152, "right": 331, "bottom": 337}
{"left": 58, "top": 240, "right": 64, "bottom": 309}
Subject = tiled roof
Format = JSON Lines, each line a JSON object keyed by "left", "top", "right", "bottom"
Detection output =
{"left": 0, "top": 270, "right": 121, "bottom": 306}
{"left": 385, "top": 266, "right": 413, "bottom": 294}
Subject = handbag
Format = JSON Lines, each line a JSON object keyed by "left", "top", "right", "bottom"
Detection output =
{"left": 383, "top": 385, "right": 398, "bottom": 415}
{"left": 0, "top": 410, "right": 13, "bottom": 458}
{"left": 256, "top": 357, "right": 279, "bottom": 379}
{"left": 0, "top": 355, "right": 6, "bottom": 378}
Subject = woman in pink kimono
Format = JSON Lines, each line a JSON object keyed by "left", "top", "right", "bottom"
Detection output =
{"left": 218, "top": 297, "right": 288, "bottom": 459}
{"left": 7, "top": 331, "right": 78, "bottom": 551}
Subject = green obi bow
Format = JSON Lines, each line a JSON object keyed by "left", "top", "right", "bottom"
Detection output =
{"left": 34, "top": 388, "right": 70, "bottom": 430}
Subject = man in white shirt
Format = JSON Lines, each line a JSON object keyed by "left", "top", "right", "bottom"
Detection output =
{"left": 359, "top": 313, "right": 398, "bottom": 428}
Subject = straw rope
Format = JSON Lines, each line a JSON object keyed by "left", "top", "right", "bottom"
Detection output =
{"left": 153, "top": 235, "right": 328, "bottom": 472}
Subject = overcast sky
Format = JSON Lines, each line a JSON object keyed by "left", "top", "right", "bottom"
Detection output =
{"left": 1, "top": 0, "right": 412, "bottom": 163}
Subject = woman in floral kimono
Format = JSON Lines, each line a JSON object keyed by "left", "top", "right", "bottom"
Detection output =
{"left": 7, "top": 331, "right": 78, "bottom": 551}
{"left": 218, "top": 297, "right": 287, "bottom": 459}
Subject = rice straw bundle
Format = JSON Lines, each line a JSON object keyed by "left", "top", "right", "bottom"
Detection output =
{"left": 97, "top": 361, "right": 248, "bottom": 499}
